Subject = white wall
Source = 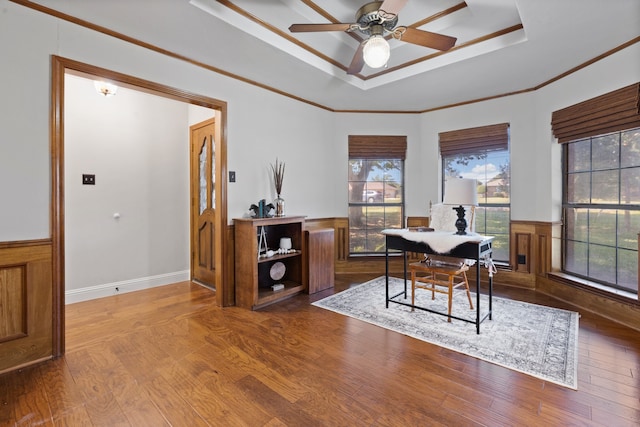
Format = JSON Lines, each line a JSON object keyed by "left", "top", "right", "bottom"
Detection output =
{"left": 64, "top": 74, "right": 193, "bottom": 301}
{"left": 0, "top": 1, "right": 639, "bottom": 299}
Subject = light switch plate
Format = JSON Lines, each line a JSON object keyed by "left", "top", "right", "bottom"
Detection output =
{"left": 82, "top": 174, "right": 95, "bottom": 185}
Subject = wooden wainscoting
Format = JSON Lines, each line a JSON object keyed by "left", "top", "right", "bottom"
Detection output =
{"left": 501, "top": 220, "right": 559, "bottom": 289}
{"left": 538, "top": 274, "right": 640, "bottom": 332}
{"left": 298, "top": 218, "right": 559, "bottom": 285}
{"left": 0, "top": 240, "right": 54, "bottom": 374}
{"left": 227, "top": 217, "right": 640, "bottom": 331}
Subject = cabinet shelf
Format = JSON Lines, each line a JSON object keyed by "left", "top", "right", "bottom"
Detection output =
{"left": 234, "top": 216, "right": 306, "bottom": 310}
{"left": 257, "top": 251, "right": 301, "bottom": 263}
{"left": 256, "top": 280, "right": 306, "bottom": 309}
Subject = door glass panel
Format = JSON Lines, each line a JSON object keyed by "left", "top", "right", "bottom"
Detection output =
{"left": 199, "top": 139, "right": 207, "bottom": 214}
{"left": 211, "top": 135, "right": 216, "bottom": 208}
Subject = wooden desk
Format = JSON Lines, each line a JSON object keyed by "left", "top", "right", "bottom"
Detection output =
{"left": 384, "top": 232, "right": 494, "bottom": 334}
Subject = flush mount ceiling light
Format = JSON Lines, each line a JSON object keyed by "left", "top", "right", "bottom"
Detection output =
{"left": 94, "top": 80, "right": 118, "bottom": 97}
{"left": 289, "top": 0, "right": 456, "bottom": 75}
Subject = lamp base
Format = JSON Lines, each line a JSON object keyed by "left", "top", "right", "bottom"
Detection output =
{"left": 453, "top": 205, "right": 468, "bottom": 235}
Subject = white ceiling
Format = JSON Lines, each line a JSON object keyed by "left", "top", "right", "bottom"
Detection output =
{"left": 28, "top": 0, "right": 640, "bottom": 112}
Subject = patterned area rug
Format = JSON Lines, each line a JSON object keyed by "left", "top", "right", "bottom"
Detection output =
{"left": 313, "top": 276, "right": 579, "bottom": 389}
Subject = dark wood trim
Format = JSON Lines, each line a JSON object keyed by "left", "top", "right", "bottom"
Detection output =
{"left": 409, "top": 2, "right": 468, "bottom": 28}
{"left": 541, "top": 272, "right": 640, "bottom": 332}
{"left": 10, "top": 1, "right": 639, "bottom": 115}
{"left": 0, "top": 242, "right": 54, "bottom": 372}
{"left": 366, "top": 24, "right": 524, "bottom": 79}
{"left": 9, "top": 0, "right": 332, "bottom": 112}
{"left": 0, "top": 238, "right": 52, "bottom": 249}
{"left": 49, "top": 55, "right": 233, "bottom": 357}
{"left": 217, "top": 0, "right": 352, "bottom": 73}
{"left": 533, "top": 36, "right": 640, "bottom": 90}
{"left": 51, "top": 56, "right": 65, "bottom": 358}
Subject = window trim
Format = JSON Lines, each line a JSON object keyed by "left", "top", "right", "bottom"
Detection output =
{"left": 560, "top": 130, "right": 640, "bottom": 295}
{"left": 348, "top": 135, "right": 406, "bottom": 256}
{"left": 439, "top": 123, "right": 511, "bottom": 264}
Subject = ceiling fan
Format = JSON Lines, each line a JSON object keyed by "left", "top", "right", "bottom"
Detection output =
{"left": 288, "top": 0, "right": 457, "bottom": 75}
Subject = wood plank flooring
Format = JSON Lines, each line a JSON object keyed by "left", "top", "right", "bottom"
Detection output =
{"left": 1, "top": 274, "right": 639, "bottom": 426}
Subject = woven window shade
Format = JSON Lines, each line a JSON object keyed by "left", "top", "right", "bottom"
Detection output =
{"left": 551, "top": 82, "right": 640, "bottom": 143}
{"left": 439, "top": 123, "right": 509, "bottom": 156}
{"left": 348, "top": 135, "right": 407, "bottom": 159}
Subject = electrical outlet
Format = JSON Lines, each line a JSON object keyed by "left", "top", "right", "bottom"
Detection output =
{"left": 82, "top": 174, "right": 95, "bottom": 185}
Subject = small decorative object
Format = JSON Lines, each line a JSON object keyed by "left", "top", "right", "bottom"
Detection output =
{"left": 270, "top": 261, "right": 286, "bottom": 281}
{"left": 443, "top": 178, "right": 478, "bottom": 235}
{"left": 271, "top": 158, "right": 286, "bottom": 216}
{"left": 257, "top": 226, "right": 268, "bottom": 258}
{"left": 249, "top": 199, "right": 275, "bottom": 218}
{"left": 279, "top": 237, "right": 292, "bottom": 251}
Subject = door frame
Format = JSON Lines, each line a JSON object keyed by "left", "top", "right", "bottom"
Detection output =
{"left": 51, "top": 55, "right": 232, "bottom": 357}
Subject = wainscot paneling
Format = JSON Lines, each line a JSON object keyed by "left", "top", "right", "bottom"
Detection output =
{"left": 538, "top": 274, "right": 640, "bottom": 332}
{"left": 228, "top": 218, "right": 640, "bottom": 331}
{"left": 0, "top": 240, "right": 53, "bottom": 374}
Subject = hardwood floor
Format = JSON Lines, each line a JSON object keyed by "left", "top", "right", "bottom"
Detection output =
{"left": 1, "top": 274, "right": 639, "bottom": 426}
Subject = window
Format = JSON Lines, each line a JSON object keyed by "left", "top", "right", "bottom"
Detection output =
{"left": 348, "top": 135, "right": 406, "bottom": 255}
{"left": 562, "top": 128, "right": 640, "bottom": 292}
{"left": 439, "top": 124, "right": 510, "bottom": 262}
{"left": 552, "top": 82, "right": 640, "bottom": 296}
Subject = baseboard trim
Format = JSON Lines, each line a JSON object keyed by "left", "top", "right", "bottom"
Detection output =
{"left": 65, "top": 270, "right": 190, "bottom": 304}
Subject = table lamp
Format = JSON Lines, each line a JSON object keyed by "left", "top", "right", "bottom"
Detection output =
{"left": 443, "top": 178, "right": 478, "bottom": 235}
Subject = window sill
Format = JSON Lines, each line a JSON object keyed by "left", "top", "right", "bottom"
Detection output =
{"left": 548, "top": 272, "right": 639, "bottom": 305}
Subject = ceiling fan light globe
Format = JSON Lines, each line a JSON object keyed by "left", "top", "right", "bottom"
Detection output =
{"left": 363, "top": 35, "right": 390, "bottom": 69}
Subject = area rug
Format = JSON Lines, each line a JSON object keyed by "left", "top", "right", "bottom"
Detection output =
{"left": 313, "top": 276, "right": 579, "bottom": 389}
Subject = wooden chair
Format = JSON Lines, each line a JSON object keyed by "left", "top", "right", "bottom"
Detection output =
{"left": 408, "top": 202, "right": 476, "bottom": 321}
{"left": 409, "top": 258, "right": 474, "bottom": 322}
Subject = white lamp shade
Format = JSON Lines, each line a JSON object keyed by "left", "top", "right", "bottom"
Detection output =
{"left": 363, "top": 35, "right": 390, "bottom": 69}
{"left": 443, "top": 178, "right": 478, "bottom": 206}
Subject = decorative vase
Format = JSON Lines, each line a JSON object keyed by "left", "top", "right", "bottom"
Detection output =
{"left": 274, "top": 195, "right": 285, "bottom": 217}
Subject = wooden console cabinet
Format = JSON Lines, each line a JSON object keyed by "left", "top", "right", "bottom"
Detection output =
{"left": 304, "top": 228, "right": 335, "bottom": 294}
{"left": 234, "top": 216, "right": 306, "bottom": 309}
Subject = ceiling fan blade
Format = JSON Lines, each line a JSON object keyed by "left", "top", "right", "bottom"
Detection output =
{"left": 347, "top": 43, "right": 365, "bottom": 75}
{"left": 379, "top": 0, "right": 408, "bottom": 15}
{"left": 399, "top": 27, "right": 457, "bottom": 51}
{"left": 289, "top": 23, "right": 352, "bottom": 33}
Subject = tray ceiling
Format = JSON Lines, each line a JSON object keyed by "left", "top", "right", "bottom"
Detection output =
{"left": 22, "top": 0, "right": 640, "bottom": 111}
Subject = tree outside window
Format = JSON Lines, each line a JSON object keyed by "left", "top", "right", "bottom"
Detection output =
{"left": 348, "top": 136, "right": 406, "bottom": 255}
{"left": 442, "top": 149, "right": 510, "bottom": 262}
{"left": 563, "top": 127, "right": 640, "bottom": 293}
{"left": 439, "top": 123, "right": 510, "bottom": 263}
{"left": 348, "top": 159, "right": 404, "bottom": 254}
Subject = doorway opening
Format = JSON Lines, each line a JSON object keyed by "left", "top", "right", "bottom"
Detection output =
{"left": 51, "top": 55, "right": 232, "bottom": 357}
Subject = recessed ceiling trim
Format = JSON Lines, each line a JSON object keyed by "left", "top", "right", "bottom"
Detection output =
{"left": 408, "top": 2, "right": 468, "bottom": 29}
{"left": 190, "top": 0, "right": 364, "bottom": 86}
{"left": 364, "top": 23, "right": 525, "bottom": 81}
{"left": 217, "top": 0, "right": 353, "bottom": 73}
{"left": 198, "top": 0, "right": 478, "bottom": 88}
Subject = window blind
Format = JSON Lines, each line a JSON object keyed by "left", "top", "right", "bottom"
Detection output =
{"left": 551, "top": 82, "right": 640, "bottom": 143}
{"left": 439, "top": 123, "right": 509, "bottom": 156}
{"left": 348, "top": 135, "right": 407, "bottom": 159}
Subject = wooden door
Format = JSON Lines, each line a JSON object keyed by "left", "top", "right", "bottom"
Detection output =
{"left": 190, "top": 118, "right": 216, "bottom": 288}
